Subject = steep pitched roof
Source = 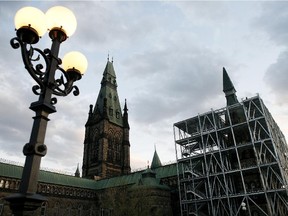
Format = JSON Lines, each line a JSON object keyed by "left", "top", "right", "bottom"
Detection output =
{"left": 151, "top": 149, "right": 162, "bottom": 170}
{"left": 223, "top": 67, "right": 238, "bottom": 106}
{"left": 94, "top": 60, "right": 123, "bottom": 126}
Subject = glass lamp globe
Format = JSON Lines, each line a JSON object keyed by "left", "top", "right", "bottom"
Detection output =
{"left": 46, "top": 6, "right": 77, "bottom": 39}
{"left": 14, "top": 7, "right": 47, "bottom": 44}
{"left": 62, "top": 51, "right": 88, "bottom": 80}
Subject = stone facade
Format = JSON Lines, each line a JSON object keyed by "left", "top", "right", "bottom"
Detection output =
{"left": 0, "top": 163, "right": 179, "bottom": 216}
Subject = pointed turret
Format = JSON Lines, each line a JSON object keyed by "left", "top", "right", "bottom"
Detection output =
{"left": 123, "top": 99, "right": 130, "bottom": 129}
{"left": 223, "top": 67, "right": 246, "bottom": 126}
{"left": 122, "top": 99, "right": 131, "bottom": 174}
{"left": 151, "top": 149, "right": 162, "bottom": 170}
{"left": 223, "top": 67, "right": 238, "bottom": 106}
{"left": 75, "top": 164, "right": 80, "bottom": 177}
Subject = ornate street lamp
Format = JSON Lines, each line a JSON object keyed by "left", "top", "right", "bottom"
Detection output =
{"left": 5, "top": 6, "right": 88, "bottom": 215}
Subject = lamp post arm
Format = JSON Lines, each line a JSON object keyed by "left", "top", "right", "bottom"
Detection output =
{"left": 10, "top": 38, "right": 48, "bottom": 94}
{"left": 10, "top": 35, "right": 81, "bottom": 101}
{"left": 53, "top": 67, "right": 80, "bottom": 96}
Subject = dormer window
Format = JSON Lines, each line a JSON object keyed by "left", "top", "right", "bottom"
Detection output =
{"left": 116, "top": 110, "right": 120, "bottom": 119}
{"left": 109, "top": 107, "right": 113, "bottom": 116}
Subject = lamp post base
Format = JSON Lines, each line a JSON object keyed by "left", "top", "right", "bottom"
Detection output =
{"left": 5, "top": 193, "right": 46, "bottom": 216}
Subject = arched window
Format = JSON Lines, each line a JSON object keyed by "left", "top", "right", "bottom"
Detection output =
{"left": 66, "top": 203, "right": 71, "bottom": 214}
{"left": 78, "top": 204, "right": 83, "bottom": 216}
{"left": 0, "top": 180, "right": 4, "bottom": 188}
{"left": 109, "top": 107, "right": 113, "bottom": 116}
{"left": 54, "top": 202, "right": 60, "bottom": 215}
{"left": 40, "top": 202, "right": 47, "bottom": 216}
{"left": 9, "top": 181, "right": 15, "bottom": 189}
{"left": 116, "top": 110, "right": 120, "bottom": 119}
{"left": 5, "top": 180, "right": 9, "bottom": 189}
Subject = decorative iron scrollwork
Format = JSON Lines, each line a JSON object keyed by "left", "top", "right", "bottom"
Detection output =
{"left": 10, "top": 36, "right": 80, "bottom": 105}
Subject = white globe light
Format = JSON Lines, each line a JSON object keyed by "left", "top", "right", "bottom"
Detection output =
{"left": 62, "top": 51, "right": 88, "bottom": 75}
{"left": 46, "top": 6, "right": 77, "bottom": 37}
{"left": 14, "top": 7, "right": 47, "bottom": 37}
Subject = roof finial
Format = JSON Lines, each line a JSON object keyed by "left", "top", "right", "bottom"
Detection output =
{"left": 75, "top": 163, "right": 80, "bottom": 177}
{"left": 107, "top": 52, "right": 110, "bottom": 62}
{"left": 124, "top": 99, "right": 128, "bottom": 112}
{"left": 112, "top": 56, "right": 114, "bottom": 64}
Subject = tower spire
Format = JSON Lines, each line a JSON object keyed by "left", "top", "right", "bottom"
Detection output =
{"left": 82, "top": 59, "right": 131, "bottom": 179}
{"left": 93, "top": 60, "right": 122, "bottom": 126}
{"left": 75, "top": 163, "right": 80, "bottom": 177}
{"left": 123, "top": 99, "right": 130, "bottom": 129}
{"left": 223, "top": 67, "right": 238, "bottom": 106}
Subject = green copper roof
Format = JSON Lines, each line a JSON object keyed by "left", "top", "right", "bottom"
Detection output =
{"left": 151, "top": 150, "right": 162, "bottom": 169}
{"left": 94, "top": 61, "right": 123, "bottom": 126}
{"left": 0, "top": 162, "right": 22, "bottom": 179}
{"left": 93, "top": 163, "right": 178, "bottom": 190}
{"left": 0, "top": 162, "right": 97, "bottom": 189}
{"left": 39, "top": 170, "right": 97, "bottom": 189}
{"left": 0, "top": 162, "right": 178, "bottom": 191}
{"left": 131, "top": 168, "right": 170, "bottom": 190}
{"left": 223, "top": 67, "right": 234, "bottom": 92}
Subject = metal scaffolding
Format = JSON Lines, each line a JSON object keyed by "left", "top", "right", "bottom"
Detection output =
{"left": 174, "top": 95, "right": 288, "bottom": 216}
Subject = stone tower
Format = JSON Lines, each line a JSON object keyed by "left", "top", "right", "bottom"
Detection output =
{"left": 82, "top": 60, "right": 131, "bottom": 179}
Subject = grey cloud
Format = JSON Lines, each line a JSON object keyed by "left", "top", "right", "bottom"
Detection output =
{"left": 264, "top": 51, "right": 288, "bottom": 104}
{"left": 254, "top": 2, "right": 288, "bottom": 104}
{"left": 121, "top": 43, "right": 226, "bottom": 125}
{"left": 256, "top": 2, "right": 288, "bottom": 46}
{"left": 171, "top": 1, "right": 229, "bottom": 25}
{"left": 63, "top": 2, "right": 161, "bottom": 50}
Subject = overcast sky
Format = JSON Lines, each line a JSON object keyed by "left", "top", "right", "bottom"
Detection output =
{"left": 1, "top": 0, "right": 288, "bottom": 175}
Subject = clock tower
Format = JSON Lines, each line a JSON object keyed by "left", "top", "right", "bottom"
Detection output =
{"left": 82, "top": 59, "right": 131, "bottom": 179}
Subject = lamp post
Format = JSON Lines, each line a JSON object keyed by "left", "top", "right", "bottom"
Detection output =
{"left": 5, "top": 6, "right": 88, "bottom": 215}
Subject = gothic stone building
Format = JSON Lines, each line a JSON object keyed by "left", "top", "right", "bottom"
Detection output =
{"left": 0, "top": 63, "right": 288, "bottom": 216}
{"left": 0, "top": 60, "right": 179, "bottom": 216}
